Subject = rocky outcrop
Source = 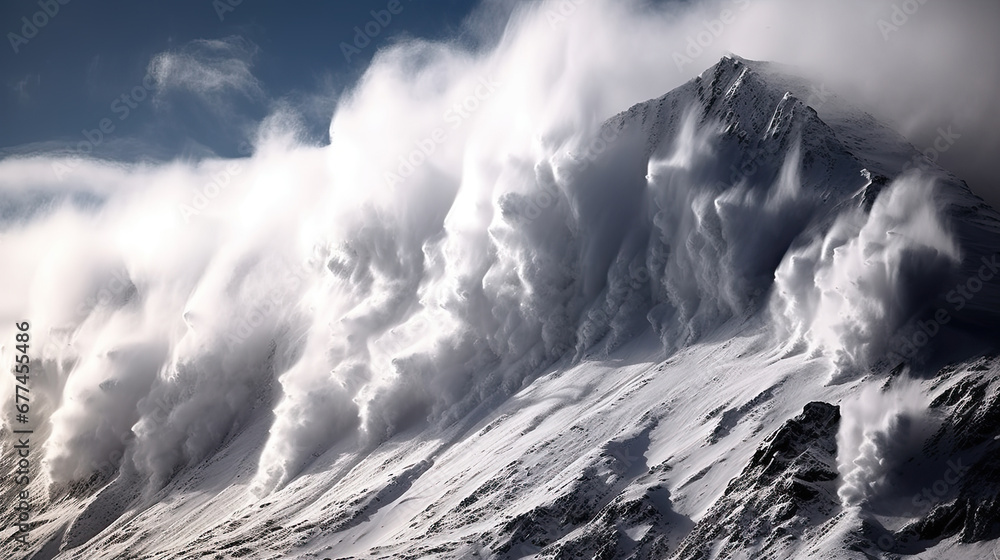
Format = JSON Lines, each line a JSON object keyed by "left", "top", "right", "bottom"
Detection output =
{"left": 670, "top": 402, "right": 841, "bottom": 559}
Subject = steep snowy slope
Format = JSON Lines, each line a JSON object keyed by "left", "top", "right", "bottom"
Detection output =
{"left": 4, "top": 55, "right": 1000, "bottom": 560}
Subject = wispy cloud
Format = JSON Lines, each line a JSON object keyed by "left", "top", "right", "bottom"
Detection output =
{"left": 10, "top": 73, "right": 40, "bottom": 104}
{"left": 149, "top": 36, "right": 264, "bottom": 108}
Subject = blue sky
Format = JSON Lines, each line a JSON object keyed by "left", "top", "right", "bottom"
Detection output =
{"left": 1, "top": 0, "right": 484, "bottom": 160}
{"left": 1, "top": 0, "right": 997, "bottom": 206}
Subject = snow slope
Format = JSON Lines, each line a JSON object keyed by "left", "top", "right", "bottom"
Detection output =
{"left": 4, "top": 55, "right": 1000, "bottom": 559}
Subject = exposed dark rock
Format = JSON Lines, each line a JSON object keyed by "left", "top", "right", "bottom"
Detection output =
{"left": 670, "top": 402, "right": 841, "bottom": 559}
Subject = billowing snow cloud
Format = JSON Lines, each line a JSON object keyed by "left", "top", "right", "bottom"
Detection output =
{"left": 773, "top": 174, "right": 961, "bottom": 378}
{"left": 0, "top": 0, "right": 995, "bottom": 499}
{"left": 836, "top": 381, "right": 934, "bottom": 508}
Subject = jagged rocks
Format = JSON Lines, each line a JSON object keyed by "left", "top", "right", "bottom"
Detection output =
{"left": 670, "top": 402, "right": 841, "bottom": 559}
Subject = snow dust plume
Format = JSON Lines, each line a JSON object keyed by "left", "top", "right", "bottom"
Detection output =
{"left": 836, "top": 381, "right": 934, "bottom": 508}
{"left": 0, "top": 0, "right": 710, "bottom": 496}
{"left": 0, "top": 0, "right": 989, "bottom": 500}
{"left": 772, "top": 174, "right": 961, "bottom": 379}
{"left": 642, "top": 108, "right": 811, "bottom": 349}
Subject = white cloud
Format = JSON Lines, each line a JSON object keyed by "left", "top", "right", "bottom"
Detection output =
{"left": 149, "top": 36, "right": 263, "bottom": 105}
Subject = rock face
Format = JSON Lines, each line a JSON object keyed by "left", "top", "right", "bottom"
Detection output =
{"left": 905, "top": 360, "right": 1000, "bottom": 548}
{"left": 671, "top": 402, "right": 841, "bottom": 559}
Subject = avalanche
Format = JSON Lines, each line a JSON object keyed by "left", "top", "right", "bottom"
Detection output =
{"left": 3, "top": 6, "right": 1000, "bottom": 559}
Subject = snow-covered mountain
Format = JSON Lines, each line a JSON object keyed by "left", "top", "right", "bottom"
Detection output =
{"left": 4, "top": 55, "right": 1000, "bottom": 559}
